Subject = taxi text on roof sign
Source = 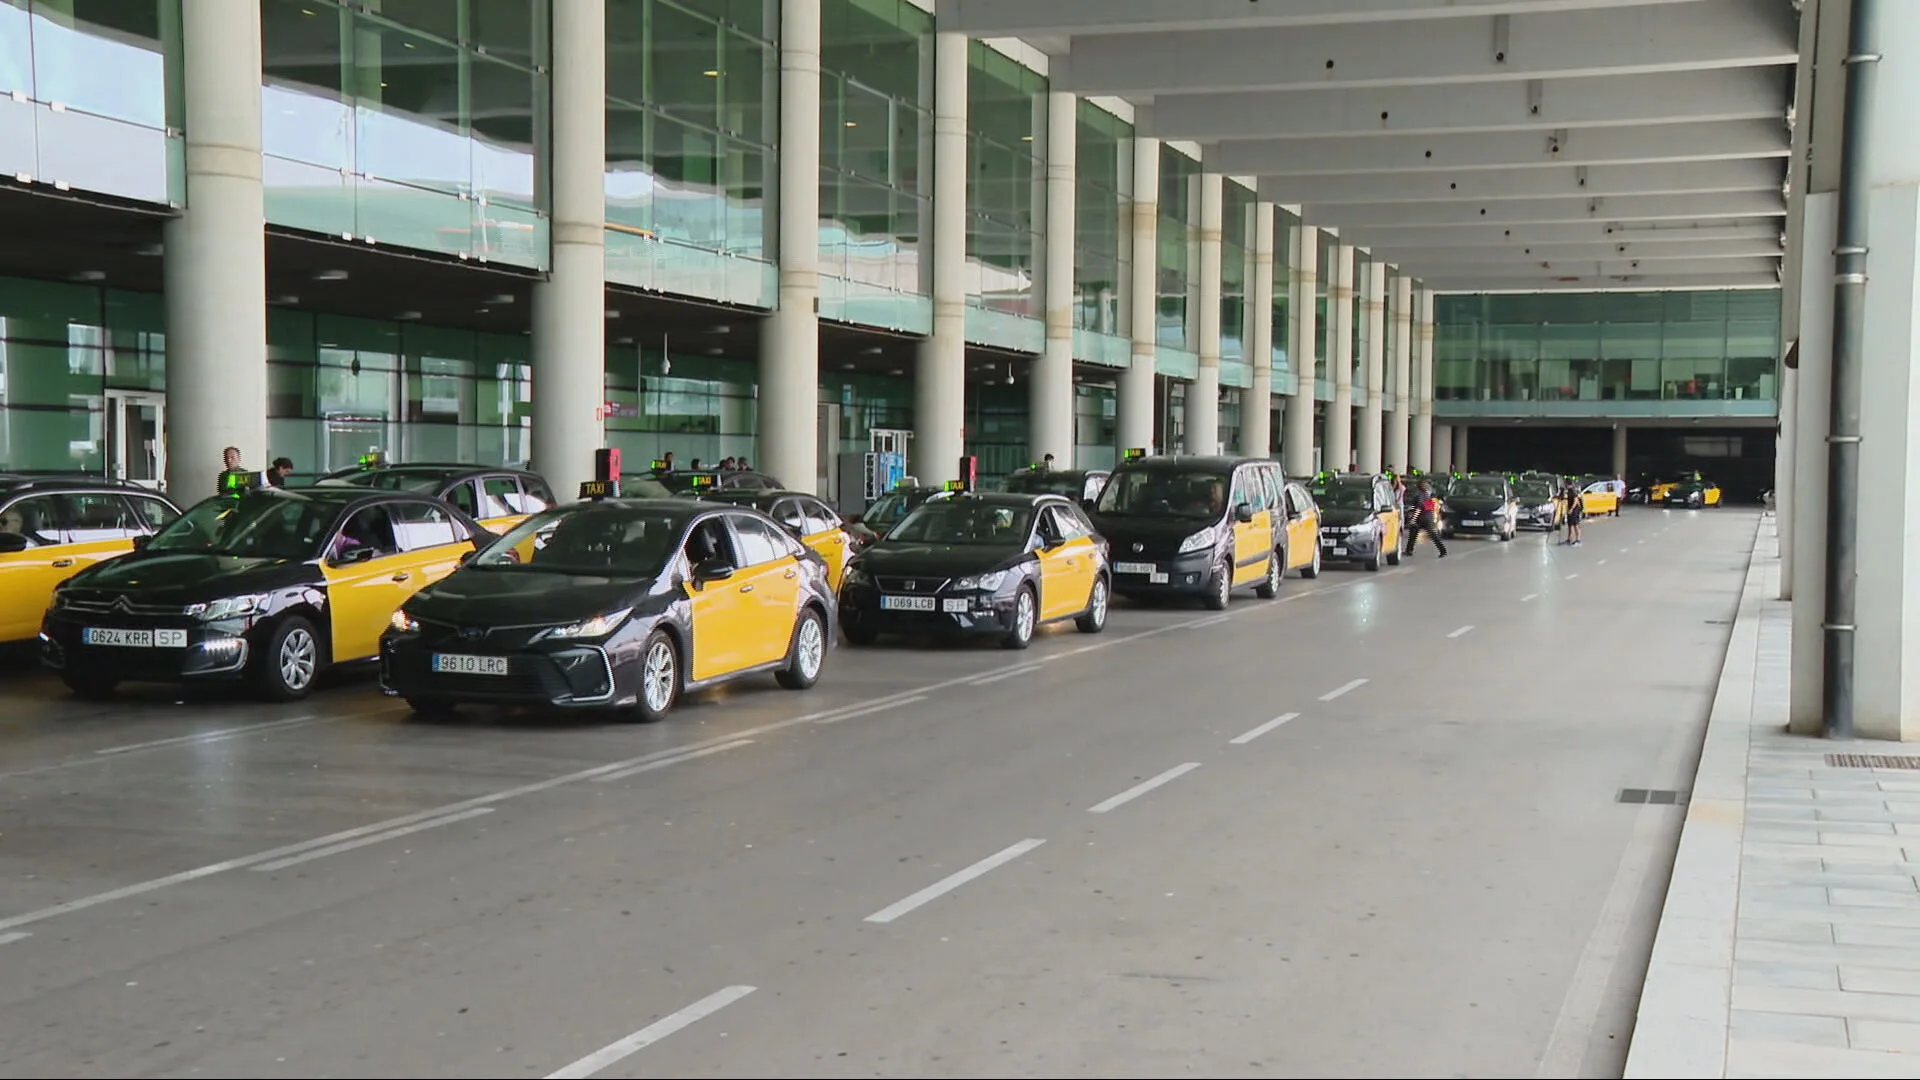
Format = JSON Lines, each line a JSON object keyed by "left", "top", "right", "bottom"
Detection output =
{"left": 579, "top": 479, "right": 620, "bottom": 500}
{"left": 650, "top": 458, "right": 668, "bottom": 472}
{"left": 219, "top": 470, "right": 259, "bottom": 497}
{"left": 687, "top": 473, "right": 714, "bottom": 489}
{"left": 1122, "top": 447, "right": 1148, "bottom": 460}
{"left": 357, "top": 451, "right": 387, "bottom": 469}
{"left": 941, "top": 479, "right": 967, "bottom": 492}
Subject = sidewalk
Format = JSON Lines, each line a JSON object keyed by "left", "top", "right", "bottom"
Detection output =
{"left": 1625, "top": 517, "right": 1920, "bottom": 1078}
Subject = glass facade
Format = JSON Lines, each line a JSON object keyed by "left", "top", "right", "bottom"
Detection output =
{"left": 1071, "top": 100, "right": 1131, "bottom": 366}
{"left": 1272, "top": 206, "right": 1296, "bottom": 393}
{"left": 259, "top": 0, "right": 549, "bottom": 269}
{"left": 1220, "top": 180, "right": 1253, "bottom": 366}
{"left": 1156, "top": 144, "right": 1198, "bottom": 353}
{"left": 0, "top": 0, "right": 183, "bottom": 206}
{"left": 1435, "top": 290, "right": 1782, "bottom": 409}
{"left": 603, "top": 0, "right": 777, "bottom": 306}
{"left": 964, "top": 41, "right": 1043, "bottom": 353}
{"left": 819, "top": 0, "right": 930, "bottom": 332}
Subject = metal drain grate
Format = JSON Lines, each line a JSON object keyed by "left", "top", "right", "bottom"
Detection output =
{"left": 1619, "top": 788, "right": 1690, "bottom": 805}
{"left": 1826, "top": 754, "right": 1920, "bottom": 770}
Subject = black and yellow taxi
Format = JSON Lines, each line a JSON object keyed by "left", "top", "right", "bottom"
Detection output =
{"left": 1003, "top": 464, "right": 1111, "bottom": 507}
{"left": 1577, "top": 474, "right": 1623, "bottom": 517}
{"left": 1664, "top": 478, "right": 1724, "bottom": 508}
{"left": 318, "top": 457, "right": 558, "bottom": 532}
{"left": 1316, "top": 473, "right": 1405, "bottom": 571}
{"left": 1277, "top": 479, "right": 1325, "bottom": 579}
{"left": 40, "top": 484, "right": 487, "bottom": 700}
{"left": 0, "top": 474, "right": 184, "bottom": 645}
{"left": 655, "top": 467, "right": 783, "bottom": 494}
{"left": 691, "top": 486, "right": 856, "bottom": 590}
{"left": 838, "top": 491, "right": 1109, "bottom": 649}
{"left": 380, "top": 487, "right": 835, "bottom": 722}
{"left": 1512, "top": 478, "right": 1563, "bottom": 531}
{"left": 1442, "top": 474, "right": 1519, "bottom": 542}
{"left": 845, "top": 483, "right": 954, "bottom": 547}
{"left": 1087, "top": 455, "right": 1292, "bottom": 608}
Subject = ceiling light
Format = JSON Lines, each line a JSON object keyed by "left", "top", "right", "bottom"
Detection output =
{"left": 862, "top": 345, "right": 883, "bottom": 355}
{"left": 313, "top": 269, "right": 348, "bottom": 281}
{"left": 134, "top": 243, "right": 162, "bottom": 257}
{"left": 709, "top": 324, "right": 732, "bottom": 334}
{"left": 486, "top": 293, "right": 514, "bottom": 304}
{"left": 845, "top": 121, "right": 857, "bottom": 128}
{"left": 888, "top": 368, "right": 904, "bottom": 376}
{"left": 841, "top": 362, "right": 856, "bottom": 370}
{"left": 707, "top": 346, "right": 725, "bottom": 355}
{"left": 396, "top": 311, "right": 422, "bottom": 320}
{"left": 70, "top": 270, "right": 104, "bottom": 282}
{"left": 273, "top": 294, "right": 299, "bottom": 305}
{"left": 605, "top": 309, "right": 620, "bottom": 318}
{"left": 703, "top": 69, "right": 720, "bottom": 77}
{"left": 1020, "top": 135, "right": 1033, "bottom": 142}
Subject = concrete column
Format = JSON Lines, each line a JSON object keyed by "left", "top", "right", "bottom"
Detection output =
{"left": 1411, "top": 286, "right": 1435, "bottom": 472}
{"left": 1120, "top": 137, "right": 1160, "bottom": 454}
{"left": 1433, "top": 424, "right": 1453, "bottom": 473}
{"left": 1790, "top": 192, "right": 1836, "bottom": 736}
{"left": 914, "top": 31, "right": 968, "bottom": 484}
{"left": 163, "top": 0, "right": 266, "bottom": 496}
{"left": 1453, "top": 424, "right": 1470, "bottom": 474}
{"left": 1386, "top": 274, "right": 1412, "bottom": 472}
{"left": 1187, "top": 173, "right": 1223, "bottom": 455}
{"left": 1284, "top": 225, "right": 1318, "bottom": 476}
{"left": 1357, "top": 260, "right": 1386, "bottom": 473}
{"left": 1611, "top": 425, "right": 1628, "bottom": 478}
{"left": 1324, "top": 243, "right": 1355, "bottom": 472}
{"left": 1241, "top": 203, "right": 1275, "bottom": 458}
{"left": 1778, "top": 365, "right": 1797, "bottom": 598}
{"left": 759, "top": 0, "right": 820, "bottom": 492}
{"left": 1845, "top": 1, "right": 1920, "bottom": 741}
{"left": 1031, "top": 90, "right": 1077, "bottom": 465}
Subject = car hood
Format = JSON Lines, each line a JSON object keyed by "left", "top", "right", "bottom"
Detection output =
{"left": 1448, "top": 496, "right": 1507, "bottom": 512}
{"left": 1084, "top": 513, "right": 1220, "bottom": 545}
{"left": 63, "top": 551, "right": 313, "bottom": 603}
{"left": 1318, "top": 507, "right": 1376, "bottom": 528}
{"left": 854, "top": 542, "right": 1025, "bottom": 578}
{"left": 405, "top": 568, "right": 651, "bottom": 626}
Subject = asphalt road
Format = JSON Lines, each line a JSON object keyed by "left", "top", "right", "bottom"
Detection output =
{"left": 0, "top": 506, "right": 1760, "bottom": 1079}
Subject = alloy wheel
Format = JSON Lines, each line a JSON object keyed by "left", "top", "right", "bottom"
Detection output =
{"left": 279, "top": 627, "right": 316, "bottom": 692}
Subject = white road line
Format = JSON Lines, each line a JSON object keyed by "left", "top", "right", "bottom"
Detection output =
{"left": 592, "top": 740, "right": 756, "bottom": 782}
{"left": 0, "top": 932, "right": 29, "bottom": 946}
{"left": 1229, "top": 713, "right": 1298, "bottom": 745}
{"left": 1598, "top": 559, "right": 1609, "bottom": 566}
{"left": 1447, "top": 625, "right": 1475, "bottom": 639}
{"left": 1565, "top": 572, "right": 1581, "bottom": 580}
{"left": 546, "top": 985, "right": 757, "bottom": 1079}
{"left": 1319, "top": 678, "right": 1368, "bottom": 702}
{"left": 252, "top": 807, "right": 496, "bottom": 872}
{"left": 813, "top": 695, "right": 928, "bottom": 725}
{"left": 1088, "top": 762, "right": 1202, "bottom": 814}
{"left": 864, "top": 838, "right": 1047, "bottom": 924}
{"left": 94, "top": 714, "right": 336, "bottom": 756}
{"left": 968, "top": 663, "right": 1043, "bottom": 686}
{"left": 1521, "top": 593, "right": 1539, "bottom": 602}
{"left": 1187, "top": 614, "right": 1231, "bottom": 629}
{"left": 1619, "top": 547, "right": 1630, "bottom": 554}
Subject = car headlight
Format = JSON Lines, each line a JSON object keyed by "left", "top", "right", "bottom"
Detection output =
{"left": 184, "top": 593, "right": 270, "bottom": 621}
{"left": 531, "top": 606, "right": 633, "bottom": 642}
{"left": 953, "top": 570, "right": 1008, "bottom": 592}
{"left": 389, "top": 609, "right": 419, "bottom": 633}
{"left": 844, "top": 565, "right": 872, "bottom": 587}
{"left": 1177, "top": 526, "right": 1219, "bottom": 554}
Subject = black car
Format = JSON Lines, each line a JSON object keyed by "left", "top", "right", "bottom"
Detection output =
{"left": 1088, "top": 455, "right": 1292, "bottom": 609}
{"left": 317, "top": 461, "right": 559, "bottom": 529}
{"left": 656, "top": 469, "right": 783, "bottom": 495}
{"left": 381, "top": 496, "right": 836, "bottom": 722}
{"left": 838, "top": 492, "right": 1110, "bottom": 649}
{"left": 1315, "top": 473, "right": 1405, "bottom": 571}
{"left": 41, "top": 487, "right": 490, "bottom": 700}
{"left": 1442, "top": 475, "right": 1518, "bottom": 541}
{"left": 845, "top": 484, "right": 954, "bottom": 547}
{"left": 1003, "top": 467, "right": 1110, "bottom": 507}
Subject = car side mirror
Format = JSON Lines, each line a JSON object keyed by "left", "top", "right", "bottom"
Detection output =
{"left": 130, "top": 534, "right": 151, "bottom": 551}
{"left": 692, "top": 559, "right": 735, "bottom": 585}
{"left": 781, "top": 521, "right": 804, "bottom": 538}
{"left": 1233, "top": 503, "right": 1255, "bottom": 524}
{"left": 0, "top": 532, "right": 28, "bottom": 555}
{"left": 458, "top": 549, "right": 476, "bottom": 564}
{"left": 330, "top": 545, "right": 376, "bottom": 566}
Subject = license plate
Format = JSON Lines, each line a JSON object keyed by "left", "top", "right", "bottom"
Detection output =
{"left": 1115, "top": 561, "right": 1155, "bottom": 575}
{"left": 432, "top": 653, "right": 509, "bottom": 676}
{"left": 941, "top": 599, "right": 969, "bottom": 613}
{"left": 1149, "top": 572, "right": 1168, "bottom": 583}
{"left": 1332, "top": 546, "right": 1348, "bottom": 556}
{"left": 880, "top": 595, "right": 936, "bottom": 612}
{"left": 83, "top": 627, "right": 151, "bottom": 647}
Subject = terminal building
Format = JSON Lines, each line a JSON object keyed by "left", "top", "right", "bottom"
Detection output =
{"left": 0, "top": 0, "right": 1787, "bottom": 504}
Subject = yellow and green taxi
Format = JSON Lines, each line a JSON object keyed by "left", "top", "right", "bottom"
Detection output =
{"left": 40, "top": 485, "right": 487, "bottom": 701}
{"left": 1664, "top": 479, "right": 1723, "bottom": 508}
{"left": 318, "top": 457, "right": 558, "bottom": 532}
{"left": 1087, "top": 454, "right": 1294, "bottom": 608}
{"left": 1317, "top": 473, "right": 1404, "bottom": 571}
{"left": 1578, "top": 476, "right": 1622, "bottom": 517}
{"left": 0, "top": 474, "right": 183, "bottom": 645}
{"left": 692, "top": 486, "right": 857, "bottom": 590}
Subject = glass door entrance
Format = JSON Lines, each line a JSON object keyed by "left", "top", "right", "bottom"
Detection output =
{"left": 105, "top": 391, "right": 167, "bottom": 491}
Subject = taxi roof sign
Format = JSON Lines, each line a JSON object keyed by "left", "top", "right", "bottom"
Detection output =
{"left": 1122, "top": 447, "right": 1148, "bottom": 461}
{"left": 356, "top": 451, "right": 387, "bottom": 469}
{"left": 687, "top": 473, "right": 715, "bottom": 489}
{"left": 219, "top": 470, "right": 259, "bottom": 496}
{"left": 941, "top": 479, "right": 967, "bottom": 492}
{"left": 650, "top": 458, "right": 668, "bottom": 472}
{"left": 579, "top": 479, "right": 620, "bottom": 500}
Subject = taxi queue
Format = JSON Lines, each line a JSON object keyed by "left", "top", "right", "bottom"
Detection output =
{"left": 0, "top": 452, "right": 1710, "bottom": 724}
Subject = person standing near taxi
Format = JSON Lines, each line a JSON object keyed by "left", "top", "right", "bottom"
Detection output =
{"left": 1402, "top": 479, "right": 1448, "bottom": 558}
{"left": 1562, "top": 479, "right": 1585, "bottom": 545}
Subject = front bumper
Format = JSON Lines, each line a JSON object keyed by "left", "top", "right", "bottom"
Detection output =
{"left": 1448, "top": 515, "right": 1508, "bottom": 535}
{"left": 1317, "top": 529, "right": 1384, "bottom": 563}
{"left": 41, "top": 611, "right": 259, "bottom": 682}
{"left": 380, "top": 635, "right": 623, "bottom": 707}
{"left": 839, "top": 585, "right": 1017, "bottom": 635}
{"left": 1105, "top": 549, "right": 1217, "bottom": 596}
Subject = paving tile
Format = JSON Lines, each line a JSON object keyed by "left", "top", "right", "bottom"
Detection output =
{"left": 1729, "top": 1008, "right": 1848, "bottom": 1047}
{"left": 1838, "top": 965, "right": 1920, "bottom": 996}
{"left": 1829, "top": 886, "right": 1920, "bottom": 908}
{"left": 1734, "top": 958, "right": 1839, "bottom": 990}
{"left": 1728, "top": 1036, "right": 1920, "bottom": 1078}
{"left": 1640, "top": 961, "right": 1732, "bottom": 1024}
{"left": 1739, "top": 937, "right": 1920, "bottom": 972}
{"left": 1651, "top": 914, "right": 1736, "bottom": 969}
{"left": 1834, "top": 923, "right": 1920, "bottom": 948}
{"left": 1740, "top": 884, "right": 1834, "bottom": 905}
{"left": 1815, "top": 832, "right": 1914, "bottom": 848}
{"left": 1734, "top": 985, "right": 1920, "bottom": 1024}
{"left": 1743, "top": 871, "right": 1918, "bottom": 894}
{"left": 1622, "top": 1012, "right": 1726, "bottom": 1079}
{"left": 1849, "top": 1018, "right": 1920, "bottom": 1053}
{"left": 1745, "top": 900, "right": 1920, "bottom": 930}
{"left": 1738, "top": 918, "right": 1836, "bottom": 944}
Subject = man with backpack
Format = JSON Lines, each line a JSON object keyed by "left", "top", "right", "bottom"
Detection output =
{"left": 1403, "top": 479, "right": 1448, "bottom": 558}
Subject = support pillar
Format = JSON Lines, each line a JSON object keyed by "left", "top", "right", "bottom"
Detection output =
{"left": 1284, "top": 225, "right": 1318, "bottom": 476}
{"left": 1031, "top": 90, "right": 1077, "bottom": 465}
{"left": 1779, "top": 366, "right": 1797, "bottom": 597}
{"left": 1324, "top": 244, "right": 1354, "bottom": 472}
{"left": 1357, "top": 261, "right": 1386, "bottom": 473}
{"left": 1187, "top": 173, "right": 1223, "bottom": 455}
{"left": 1791, "top": 192, "right": 1836, "bottom": 735}
{"left": 1385, "top": 274, "right": 1412, "bottom": 472}
{"left": 915, "top": 31, "right": 968, "bottom": 483}
{"left": 1241, "top": 203, "right": 1275, "bottom": 458}
{"left": 1120, "top": 137, "right": 1159, "bottom": 454}
{"left": 1611, "top": 425, "right": 1628, "bottom": 478}
{"left": 1411, "top": 286, "right": 1435, "bottom": 472}
{"left": 760, "top": 0, "right": 820, "bottom": 491}
{"left": 163, "top": 0, "right": 266, "bottom": 496}
{"left": 1453, "top": 425, "right": 1470, "bottom": 474}
{"left": 1433, "top": 424, "right": 1453, "bottom": 473}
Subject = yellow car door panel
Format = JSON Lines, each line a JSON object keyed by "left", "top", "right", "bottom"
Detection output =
{"left": 0, "top": 540, "right": 71, "bottom": 643}
{"left": 685, "top": 578, "right": 742, "bottom": 681}
{"left": 731, "top": 558, "right": 798, "bottom": 668}
{"left": 1065, "top": 535, "right": 1099, "bottom": 610}
{"left": 803, "top": 530, "right": 846, "bottom": 591}
{"left": 321, "top": 550, "right": 419, "bottom": 663}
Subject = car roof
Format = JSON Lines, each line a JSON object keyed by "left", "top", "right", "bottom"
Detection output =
{"left": 1111, "top": 455, "right": 1270, "bottom": 471}
{"left": 694, "top": 488, "right": 820, "bottom": 504}
{"left": 941, "top": 491, "right": 1066, "bottom": 508}
{"left": 559, "top": 496, "right": 768, "bottom": 519}
{"left": 0, "top": 473, "right": 172, "bottom": 498}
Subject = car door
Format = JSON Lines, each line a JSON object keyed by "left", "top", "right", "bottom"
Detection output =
{"left": 318, "top": 504, "right": 418, "bottom": 663}
{"left": 1031, "top": 506, "right": 1079, "bottom": 620}
{"left": 54, "top": 491, "right": 151, "bottom": 577}
{"left": 682, "top": 516, "right": 749, "bottom": 681}
{"left": 798, "top": 497, "right": 850, "bottom": 590}
{"left": 1582, "top": 481, "right": 1616, "bottom": 516}
{"left": 1230, "top": 467, "right": 1269, "bottom": 585}
{"left": 0, "top": 494, "right": 76, "bottom": 643}
{"left": 388, "top": 500, "right": 477, "bottom": 593}
{"left": 724, "top": 514, "right": 802, "bottom": 667}
{"left": 478, "top": 474, "right": 540, "bottom": 531}
{"left": 1284, "top": 484, "right": 1318, "bottom": 570}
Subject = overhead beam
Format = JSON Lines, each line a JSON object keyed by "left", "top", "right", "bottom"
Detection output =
{"left": 1303, "top": 191, "right": 1787, "bottom": 228}
{"left": 1376, "top": 239, "right": 1787, "bottom": 263}
{"left": 1405, "top": 257, "right": 1782, "bottom": 280}
{"left": 1429, "top": 272, "right": 1783, "bottom": 292}
{"left": 1145, "top": 68, "right": 1789, "bottom": 141}
{"left": 1059, "top": 0, "right": 1794, "bottom": 96}
{"left": 942, "top": 0, "right": 1683, "bottom": 38}
{"left": 1212, "top": 121, "right": 1790, "bottom": 176}
{"left": 1340, "top": 219, "right": 1787, "bottom": 248}
{"left": 1259, "top": 160, "right": 1784, "bottom": 205}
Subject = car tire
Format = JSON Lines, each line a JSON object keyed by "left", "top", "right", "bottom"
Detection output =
{"left": 1204, "top": 559, "right": 1232, "bottom": 611}
{"left": 776, "top": 607, "right": 827, "bottom": 690}
{"left": 1255, "top": 551, "right": 1282, "bottom": 598}
{"left": 61, "top": 671, "right": 118, "bottom": 700}
{"left": 627, "top": 628, "right": 679, "bottom": 722}
{"left": 1002, "top": 586, "right": 1038, "bottom": 650}
{"left": 405, "top": 698, "right": 456, "bottom": 719}
{"left": 1301, "top": 543, "right": 1321, "bottom": 579}
{"left": 1500, "top": 526, "right": 1513, "bottom": 542}
{"left": 1366, "top": 552, "right": 1382, "bottom": 572}
{"left": 842, "top": 618, "right": 879, "bottom": 646}
{"left": 1075, "top": 576, "right": 1109, "bottom": 634}
{"left": 1386, "top": 544, "right": 1402, "bottom": 567}
{"left": 254, "top": 615, "right": 321, "bottom": 702}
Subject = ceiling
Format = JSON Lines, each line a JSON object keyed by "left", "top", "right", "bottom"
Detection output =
{"left": 946, "top": 0, "right": 1797, "bottom": 293}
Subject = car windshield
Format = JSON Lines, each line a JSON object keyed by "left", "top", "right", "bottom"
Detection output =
{"left": 1515, "top": 482, "right": 1554, "bottom": 502}
{"left": 325, "top": 469, "right": 447, "bottom": 494}
{"left": 1006, "top": 472, "right": 1086, "bottom": 497}
{"left": 1096, "top": 469, "right": 1231, "bottom": 519}
{"left": 1453, "top": 479, "right": 1507, "bottom": 499}
{"left": 1321, "top": 484, "right": 1375, "bottom": 510}
{"left": 471, "top": 506, "right": 680, "bottom": 577}
{"left": 146, "top": 494, "right": 342, "bottom": 560}
{"left": 889, "top": 500, "right": 1034, "bottom": 544}
{"left": 863, "top": 490, "right": 927, "bottom": 527}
